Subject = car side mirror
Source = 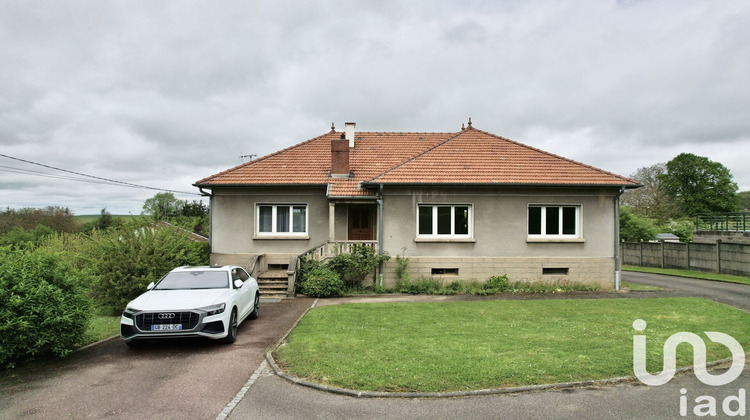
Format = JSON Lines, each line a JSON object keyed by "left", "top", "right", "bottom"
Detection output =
{"left": 234, "top": 279, "right": 244, "bottom": 289}
{"left": 147, "top": 282, "right": 155, "bottom": 290}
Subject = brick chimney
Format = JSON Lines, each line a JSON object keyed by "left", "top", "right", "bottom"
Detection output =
{"left": 331, "top": 136, "right": 349, "bottom": 176}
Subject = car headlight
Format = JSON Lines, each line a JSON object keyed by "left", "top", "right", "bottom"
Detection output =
{"left": 122, "top": 307, "right": 137, "bottom": 319}
{"left": 200, "top": 303, "right": 226, "bottom": 316}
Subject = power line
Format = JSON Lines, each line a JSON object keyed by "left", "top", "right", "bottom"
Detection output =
{"left": 0, "top": 153, "right": 201, "bottom": 196}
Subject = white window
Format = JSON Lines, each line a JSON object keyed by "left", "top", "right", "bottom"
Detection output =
{"left": 528, "top": 205, "right": 581, "bottom": 238}
{"left": 257, "top": 204, "right": 307, "bottom": 235}
{"left": 417, "top": 204, "right": 472, "bottom": 238}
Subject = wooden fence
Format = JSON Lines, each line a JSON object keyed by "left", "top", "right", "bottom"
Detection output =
{"left": 621, "top": 240, "right": 750, "bottom": 277}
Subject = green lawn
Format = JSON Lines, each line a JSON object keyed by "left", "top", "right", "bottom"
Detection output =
{"left": 623, "top": 265, "right": 750, "bottom": 286}
{"left": 274, "top": 298, "right": 750, "bottom": 392}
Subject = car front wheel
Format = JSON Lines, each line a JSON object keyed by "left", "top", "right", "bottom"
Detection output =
{"left": 221, "top": 309, "right": 238, "bottom": 344}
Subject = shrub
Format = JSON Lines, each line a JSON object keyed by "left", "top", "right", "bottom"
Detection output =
{"left": 87, "top": 220, "right": 210, "bottom": 315}
{"left": 395, "top": 249, "right": 411, "bottom": 283}
{"left": 327, "top": 244, "right": 390, "bottom": 290}
{"left": 300, "top": 265, "right": 345, "bottom": 298}
{"left": 619, "top": 206, "right": 658, "bottom": 242}
{"left": 485, "top": 275, "right": 510, "bottom": 292}
{"left": 295, "top": 256, "right": 324, "bottom": 294}
{"left": 0, "top": 225, "right": 54, "bottom": 250}
{"left": 0, "top": 247, "right": 91, "bottom": 369}
{"left": 397, "top": 277, "right": 443, "bottom": 294}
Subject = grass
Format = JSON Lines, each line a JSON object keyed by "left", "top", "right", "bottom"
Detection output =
{"left": 274, "top": 298, "right": 750, "bottom": 392}
{"left": 77, "top": 314, "right": 121, "bottom": 347}
{"left": 620, "top": 281, "right": 665, "bottom": 291}
{"left": 623, "top": 265, "right": 750, "bottom": 286}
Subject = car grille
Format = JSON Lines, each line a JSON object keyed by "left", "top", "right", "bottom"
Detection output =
{"left": 135, "top": 311, "right": 200, "bottom": 331}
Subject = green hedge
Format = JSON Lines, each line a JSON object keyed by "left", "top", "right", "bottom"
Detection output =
{"left": 300, "top": 265, "right": 345, "bottom": 297}
{"left": 0, "top": 247, "right": 91, "bottom": 369}
{"left": 86, "top": 222, "right": 210, "bottom": 315}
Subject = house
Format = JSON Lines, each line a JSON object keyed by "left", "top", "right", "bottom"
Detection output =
{"left": 194, "top": 120, "right": 640, "bottom": 292}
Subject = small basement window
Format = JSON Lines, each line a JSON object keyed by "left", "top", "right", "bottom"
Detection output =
{"left": 432, "top": 268, "right": 459, "bottom": 275}
{"left": 268, "top": 264, "right": 289, "bottom": 270}
{"left": 543, "top": 268, "right": 569, "bottom": 275}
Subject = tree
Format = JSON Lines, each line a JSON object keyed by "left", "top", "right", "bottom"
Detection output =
{"left": 180, "top": 200, "right": 208, "bottom": 218}
{"left": 142, "top": 193, "right": 183, "bottom": 220}
{"left": 0, "top": 206, "right": 77, "bottom": 234}
{"left": 94, "top": 208, "right": 114, "bottom": 230}
{"left": 621, "top": 163, "right": 678, "bottom": 222}
{"left": 659, "top": 153, "right": 741, "bottom": 216}
{"left": 739, "top": 191, "right": 750, "bottom": 212}
{"left": 619, "top": 207, "right": 657, "bottom": 242}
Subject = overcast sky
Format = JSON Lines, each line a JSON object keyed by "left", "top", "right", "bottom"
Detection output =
{"left": 1, "top": 1, "right": 748, "bottom": 215}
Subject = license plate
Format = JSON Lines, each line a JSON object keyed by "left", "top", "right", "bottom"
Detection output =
{"left": 151, "top": 324, "right": 182, "bottom": 331}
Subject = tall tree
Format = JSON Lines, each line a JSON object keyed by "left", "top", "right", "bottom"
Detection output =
{"left": 621, "top": 163, "right": 677, "bottom": 222}
{"left": 659, "top": 153, "right": 741, "bottom": 216}
{"left": 739, "top": 191, "right": 750, "bottom": 212}
{"left": 142, "top": 193, "right": 184, "bottom": 220}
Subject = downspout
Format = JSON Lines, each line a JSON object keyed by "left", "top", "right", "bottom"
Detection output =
{"left": 614, "top": 187, "right": 624, "bottom": 290}
{"left": 377, "top": 185, "right": 385, "bottom": 287}
{"left": 198, "top": 187, "right": 213, "bottom": 262}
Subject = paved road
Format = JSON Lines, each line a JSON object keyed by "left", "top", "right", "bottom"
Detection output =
{"left": 228, "top": 272, "right": 750, "bottom": 420}
{"left": 623, "top": 271, "right": 750, "bottom": 311}
{"left": 232, "top": 364, "right": 750, "bottom": 420}
{"left": 0, "top": 298, "right": 313, "bottom": 420}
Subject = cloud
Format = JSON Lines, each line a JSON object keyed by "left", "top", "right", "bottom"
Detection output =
{"left": 1, "top": 0, "right": 749, "bottom": 215}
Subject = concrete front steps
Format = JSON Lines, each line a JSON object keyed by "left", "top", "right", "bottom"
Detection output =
{"left": 257, "top": 269, "right": 291, "bottom": 298}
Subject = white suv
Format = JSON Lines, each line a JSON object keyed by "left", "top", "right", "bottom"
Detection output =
{"left": 120, "top": 265, "right": 259, "bottom": 346}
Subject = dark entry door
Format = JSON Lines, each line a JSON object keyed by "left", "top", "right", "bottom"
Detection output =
{"left": 348, "top": 206, "right": 374, "bottom": 240}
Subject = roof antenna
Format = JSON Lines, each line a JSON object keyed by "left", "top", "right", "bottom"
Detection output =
{"left": 467, "top": 117, "right": 473, "bottom": 129}
{"left": 331, "top": 122, "right": 335, "bottom": 132}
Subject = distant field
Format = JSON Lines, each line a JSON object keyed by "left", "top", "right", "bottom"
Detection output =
{"left": 75, "top": 214, "right": 134, "bottom": 225}
{"left": 75, "top": 215, "right": 100, "bottom": 224}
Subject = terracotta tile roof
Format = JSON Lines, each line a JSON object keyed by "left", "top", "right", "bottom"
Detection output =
{"left": 195, "top": 126, "right": 639, "bottom": 197}
{"left": 369, "top": 128, "right": 639, "bottom": 187}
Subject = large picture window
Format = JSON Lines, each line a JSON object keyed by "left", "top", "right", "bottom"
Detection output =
{"left": 417, "top": 204, "right": 471, "bottom": 237}
{"left": 528, "top": 205, "right": 580, "bottom": 238}
{"left": 257, "top": 204, "right": 307, "bottom": 235}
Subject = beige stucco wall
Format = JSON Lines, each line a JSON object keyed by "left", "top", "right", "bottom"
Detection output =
{"left": 208, "top": 185, "right": 620, "bottom": 288}
{"left": 210, "top": 186, "right": 329, "bottom": 256}
{"left": 378, "top": 186, "right": 618, "bottom": 288}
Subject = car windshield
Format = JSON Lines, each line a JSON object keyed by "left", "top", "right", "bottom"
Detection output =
{"left": 154, "top": 271, "right": 229, "bottom": 290}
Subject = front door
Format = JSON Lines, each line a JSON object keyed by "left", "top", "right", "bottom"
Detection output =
{"left": 348, "top": 206, "right": 374, "bottom": 241}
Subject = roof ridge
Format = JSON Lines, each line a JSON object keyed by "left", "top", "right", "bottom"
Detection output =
{"left": 469, "top": 127, "right": 639, "bottom": 185}
{"left": 194, "top": 131, "right": 336, "bottom": 185}
{"left": 367, "top": 131, "right": 465, "bottom": 182}
{"left": 337, "top": 130, "right": 458, "bottom": 135}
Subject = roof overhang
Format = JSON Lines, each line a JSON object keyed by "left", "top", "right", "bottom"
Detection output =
{"left": 361, "top": 181, "right": 642, "bottom": 189}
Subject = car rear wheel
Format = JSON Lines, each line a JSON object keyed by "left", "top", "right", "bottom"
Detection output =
{"left": 249, "top": 293, "right": 259, "bottom": 320}
{"left": 221, "top": 309, "right": 238, "bottom": 344}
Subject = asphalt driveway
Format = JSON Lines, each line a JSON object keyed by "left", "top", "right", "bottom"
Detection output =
{"left": 0, "top": 297, "right": 313, "bottom": 420}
